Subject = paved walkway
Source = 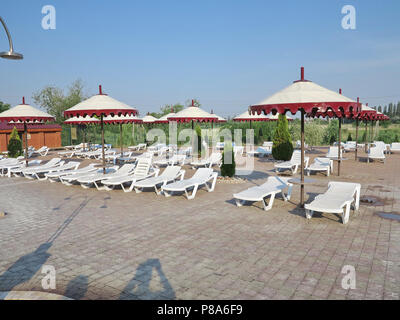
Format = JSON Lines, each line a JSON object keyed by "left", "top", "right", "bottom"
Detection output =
{"left": 0, "top": 148, "right": 399, "bottom": 300}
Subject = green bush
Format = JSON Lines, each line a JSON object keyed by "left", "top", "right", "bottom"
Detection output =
{"left": 7, "top": 127, "right": 23, "bottom": 158}
{"left": 195, "top": 124, "right": 202, "bottom": 157}
{"left": 220, "top": 142, "right": 235, "bottom": 177}
{"left": 272, "top": 114, "right": 293, "bottom": 161}
{"left": 347, "top": 133, "right": 353, "bottom": 141}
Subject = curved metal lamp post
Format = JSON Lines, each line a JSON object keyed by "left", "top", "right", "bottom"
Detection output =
{"left": 0, "top": 16, "right": 23, "bottom": 60}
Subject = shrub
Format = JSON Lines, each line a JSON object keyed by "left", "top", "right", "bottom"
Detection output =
{"left": 220, "top": 142, "right": 235, "bottom": 177}
{"left": 7, "top": 127, "right": 23, "bottom": 158}
{"left": 272, "top": 114, "right": 294, "bottom": 161}
{"left": 195, "top": 124, "right": 202, "bottom": 157}
{"left": 305, "top": 122, "right": 324, "bottom": 148}
{"left": 347, "top": 133, "right": 353, "bottom": 141}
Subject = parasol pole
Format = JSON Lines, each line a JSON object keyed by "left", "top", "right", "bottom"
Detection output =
{"left": 120, "top": 122, "right": 123, "bottom": 156}
{"left": 24, "top": 121, "right": 28, "bottom": 167}
{"left": 355, "top": 97, "right": 359, "bottom": 161}
{"left": 101, "top": 114, "right": 105, "bottom": 174}
{"left": 337, "top": 89, "right": 342, "bottom": 176}
{"left": 300, "top": 109, "right": 305, "bottom": 207}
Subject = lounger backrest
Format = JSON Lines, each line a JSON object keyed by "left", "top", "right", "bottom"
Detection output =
{"left": 262, "top": 176, "right": 290, "bottom": 189}
{"left": 327, "top": 181, "right": 359, "bottom": 196}
{"left": 191, "top": 168, "right": 213, "bottom": 182}
{"left": 133, "top": 158, "right": 151, "bottom": 177}
{"left": 160, "top": 166, "right": 181, "bottom": 179}
{"left": 45, "top": 158, "right": 61, "bottom": 167}
{"left": 290, "top": 150, "right": 302, "bottom": 163}
{"left": 117, "top": 163, "right": 136, "bottom": 174}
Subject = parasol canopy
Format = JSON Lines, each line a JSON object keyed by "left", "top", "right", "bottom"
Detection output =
{"left": 0, "top": 97, "right": 55, "bottom": 165}
{"left": 64, "top": 85, "right": 137, "bottom": 118}
{"left": 167, "top": 100, "right": 218, "bottom": 123}
{"left": 250, "top": 69, "right": 361, "bottom": 118}
{"left": 0, "top": 97, "right": 55, "bottom": 123}
{"left": 233, "top": 110, "right": 270, "bottom": 122}
{"left": 154, "top": 110, "right": 175, "bottom": 124}
{"left": 64, "top": 85, "right": 138, "bottom": 173}
{"left": 141, "top": 114, "right": 158, "bottom": 124}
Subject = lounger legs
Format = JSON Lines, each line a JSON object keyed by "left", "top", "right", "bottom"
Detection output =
{"left": 342, "top": 203, "right": 351, "bottom": 224}
{"left": 262, "top": 193, "right": 275, "bottom": 211}
{"left": 306, "top": 210, "right": 314, "bottom": 219}
{"left": 184, "top": 185, "right": 199, "bottom": 200}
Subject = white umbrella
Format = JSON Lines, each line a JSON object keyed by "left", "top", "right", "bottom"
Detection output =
{"left": 64, "top": 85, "right": 138, "bottom": 173}
{"left": 0, "top": 97, "right": 55, "bottom": 165}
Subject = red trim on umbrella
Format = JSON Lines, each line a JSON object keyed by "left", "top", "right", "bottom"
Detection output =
{"left": 154, "top": 120, "right": 169, "bottom": 124}
{"left": 251, "top": 102, "right": 361, "bottom": 118}
{"left": 103, "top": 118, "right": 143, "bottom": 124}
{"left": 0, "top": 116, "right": 55, "bottom": 123}
{"left": 64, "top": 109, "right": 138, "bottom": 118}
{"left": 167, "top": 117, "right": 218, "bottom": 123}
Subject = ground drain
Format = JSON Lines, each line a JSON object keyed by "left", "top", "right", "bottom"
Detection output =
{"left": 375, "top": 212, "right": 400, "bottom": 222}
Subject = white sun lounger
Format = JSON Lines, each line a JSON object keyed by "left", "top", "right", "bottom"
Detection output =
{"left": 246, "top": 147, "right": 271, "bottom": 158}
{"left": 77, "top": 163, "right": 136, "bottom": 190}
{"left": 31, "top": 146, "right": 49, "bottom": 157}
{"left": 19, "top": 158, "right": 62, "bottom": 179}
{"left": 304, "top": 181, "right": 361, "bottom": 224}
{"left": 45, "top": 163, "right": 97, "bottom": 183}
{"left": 133, "top": 166, "right": 185, "bottom": 195}
{"left": 59, "top": 166, "right": 118, "bottom": 186}
{"left": 367, "top": 146, "right": 386, "bottom": 163}
{"left": 233, "top": 176, "right": 293, "bottom": 211}
{"left": 30, "top": 161, "right": 81, "bottom": 181}
{"left": 190, "top": 152, "right": 222, "bottom": 169}
{"left": 389, "top": 142, "right": 400, "bottom": 154}
{"left": 153, "top": 154, "right": 186, "bottom": 168}
{"left": 274, "top": 150, "right": 309, "bottom": 175}
{"left": 100, "top": 158, "right": 156, "bottom": 192}
{"left": 306, "top": 157, "right": 333, "bottom": 176}
{"left": 161, "top": 168, "right": 218, "bottom": 200}
{"left": 1, "top": 160, "right": 42, "bottom": 178}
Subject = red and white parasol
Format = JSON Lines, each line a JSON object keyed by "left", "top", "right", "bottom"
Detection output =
{"left": 250, "top": 67, "right": 361, "bottom": 207}
{"left": 64, "top": 85, "right": 138, "bottom": 173}
{"left": 0, "top": 97, "right": 55, "bottom": 165}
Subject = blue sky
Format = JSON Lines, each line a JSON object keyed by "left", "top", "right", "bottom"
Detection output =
{"left": 1, "top": 0, "right": 400, "bottom": 117}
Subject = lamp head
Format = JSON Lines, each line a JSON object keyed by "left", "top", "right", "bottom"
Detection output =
{"left": 0, "top": 50, "right": 23, "bottom": 60}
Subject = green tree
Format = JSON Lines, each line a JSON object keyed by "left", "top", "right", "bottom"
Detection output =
{"left": 7, "top": 127, "right": 23, "bottom": 158}
{"left": 272, "top": 114, "right": 293, "bottom": 161}
{"left": 220, "top": 141, "right": 236, "bottom": 177}
{"left": 33, "top": 79, "right": 87, "bottom": 124}
{"left": 0, "top": 101, "right": 11, "bottom": 113}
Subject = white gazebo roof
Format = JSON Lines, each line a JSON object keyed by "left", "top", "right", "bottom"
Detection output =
{"left": 64, "top": 86, "right": 137, "bottom": 118}
{"left": 141, "top": 114, "right": 158, "bottom": 123}
{"left": 233, "top": 110, "right": 270, "bottom": 122}
{"left": 103, "top": 114, "right": 142, "bottom": 124}
{"left": 168, "top": 106, "right": 219, "bottom": 123}
{"left": 156, "top": 112, "right": 176, "bottom": 123}
{"left": 0, "top": 98, "right": 55, "bottom": 123}
{"left": 250, "top": 70, "right": 360, "bottom": 118}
